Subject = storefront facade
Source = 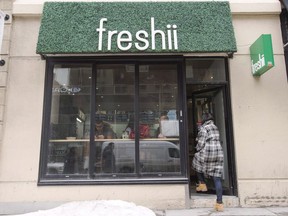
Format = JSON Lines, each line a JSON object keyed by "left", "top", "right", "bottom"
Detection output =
{"left": 0, "top": 0, "right": 288, "bottom": 214}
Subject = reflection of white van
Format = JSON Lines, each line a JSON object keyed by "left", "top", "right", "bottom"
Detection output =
{"left": 101, "top": 141, "right": 180, "bottom": 173}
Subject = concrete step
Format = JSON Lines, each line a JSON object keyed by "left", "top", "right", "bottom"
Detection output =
{"left": 190, "top": 193, "right": 239, "bottom": 208}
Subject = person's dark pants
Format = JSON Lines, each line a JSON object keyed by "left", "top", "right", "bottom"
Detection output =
{"left": 196, "top": 171, "right": 206, "bottom": 183}
{"left": 196, "top": 171, "right": 223, "bottom": 204}
{"left": 213, "top": 176, "right": 223, "bottom": 204}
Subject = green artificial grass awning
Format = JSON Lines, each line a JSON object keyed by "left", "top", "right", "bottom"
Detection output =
{"left": 36, "top": 1, "right": 237, "bottom": 55}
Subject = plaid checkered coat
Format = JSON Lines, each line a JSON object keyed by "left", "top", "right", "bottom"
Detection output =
{"left": 192, "top": 120, "right": 224, "bottom": 177}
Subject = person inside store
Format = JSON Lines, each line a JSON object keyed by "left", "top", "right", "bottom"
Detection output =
{"left": 95, "top": 120, "right": 116, "bottom": 139}
{"left": 123, "top": 117, "right": 134, "bottom": 138}
{"left": 192, "top": 112, "right": 224, "bottom": 212}
{"left": 156, "top": 112, "right": 169, "bottom": 138}
{"left": 102, "top": 142, "right": 115, "bottom": 173}
{"left": 123, "top": 116, "right": 150, "bottom": 139}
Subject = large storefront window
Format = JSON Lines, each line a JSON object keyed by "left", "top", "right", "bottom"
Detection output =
{"left": 40, "top": 59, "right": 183, "bottom": 183}
{"left": 139, "top": 64, "right": 180, "bottom": 174}
{"left": 93, "top": 64, "right": 136, "bottom": 175}
{"left": 47, "top": 64, "right": 92, "bottom": 176}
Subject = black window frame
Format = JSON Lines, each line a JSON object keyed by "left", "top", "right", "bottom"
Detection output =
{"left": 38, "top": 56, "right": 189, "bottom": 185}
{"left": 280, "top": 3, "right": 288, "bottom": 81}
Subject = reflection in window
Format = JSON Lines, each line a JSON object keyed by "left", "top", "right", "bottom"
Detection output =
{"left": 95, "top": 64, "right": 135, "bottom": 138}
{"left": 102, "top": 141, "right": 135, "bottom": 173}
{"left": 94, "top": 64, "right": 135, "bottom": 175}
{"left": 42, "top": 62, "right": 181, "bottom": 181}
{"left": 139, "top": 64, "right": 180, "bottom": 173}
{"left": 186, "top": 59, "right": 226, "bottom": 82}
{"left": 47, "top": 64, "right": 92, "bottom": 176}
{"left": 140, "top": 141, "right": 180, "bottom": 173}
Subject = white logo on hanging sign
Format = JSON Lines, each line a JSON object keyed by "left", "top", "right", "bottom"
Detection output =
{"left": 251, "top": 54, "right": 265, "bottom": 74}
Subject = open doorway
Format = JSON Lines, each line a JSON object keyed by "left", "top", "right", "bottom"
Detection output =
{"left": 187, "top": 85, "right": 232, "bottom": 195}
{"left": 185, "top": 58, "right": 236, "bottom": 196}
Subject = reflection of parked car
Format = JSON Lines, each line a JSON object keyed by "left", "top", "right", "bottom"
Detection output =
{"left": 48, "top": 144, "right": 85, "bottom": 175}
{"left": 101, "top": 141, "right": 180, "bottom": 173}
{"left": 47, "top": 162, "right": 64, "bottom": 174}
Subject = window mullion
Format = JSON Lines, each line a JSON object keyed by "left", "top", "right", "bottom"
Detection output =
{"left": 135, "top": 64, "right": 140, "bottom": 175}
{"left": 89, "top": 63, "right": 97, "bottom": 178}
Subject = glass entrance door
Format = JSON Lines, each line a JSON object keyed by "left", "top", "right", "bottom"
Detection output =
{"left": 189, "top": 87, "right": 231, "bottom": 194}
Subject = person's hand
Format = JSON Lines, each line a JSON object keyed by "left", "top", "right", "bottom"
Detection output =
{"left": 96, "top": 135, "right": 105, "bottom": 139}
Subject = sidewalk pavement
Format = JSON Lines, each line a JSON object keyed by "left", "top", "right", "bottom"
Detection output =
{"left": 155, "top": 207, "right": 288, "bottom": 216}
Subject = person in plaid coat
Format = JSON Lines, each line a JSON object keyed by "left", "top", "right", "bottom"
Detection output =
{"left": 192, "top": 112, "right": 224, "bottom": 211}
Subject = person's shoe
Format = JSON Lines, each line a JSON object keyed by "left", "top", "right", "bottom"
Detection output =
{"left": 196, "top": 183, "right": 208, "bottom": 192}
{"left": 214, "top": 203, "right": 224, "bottom": 212}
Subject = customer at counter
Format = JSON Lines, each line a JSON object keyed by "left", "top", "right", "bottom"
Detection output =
{"left": 123, "top": 117, "right": 134, "bottom": 138}
{"left": 156, "top": 113, "right": 169, "bottom": 138}
{"left": 95, "top": 120, "right": 116, "bottom": 139}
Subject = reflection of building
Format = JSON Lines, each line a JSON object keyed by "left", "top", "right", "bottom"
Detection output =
{"left": 0, "top": 0, "right": 288, "bottom": 214}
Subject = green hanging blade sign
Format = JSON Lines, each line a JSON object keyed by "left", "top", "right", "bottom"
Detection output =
{"left": 250, "top": 34, "right": 274, "bottom": 76}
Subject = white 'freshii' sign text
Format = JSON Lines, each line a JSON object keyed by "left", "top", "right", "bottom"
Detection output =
{"left": 96, "top": 17, "right": 178, "bottom": 51}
